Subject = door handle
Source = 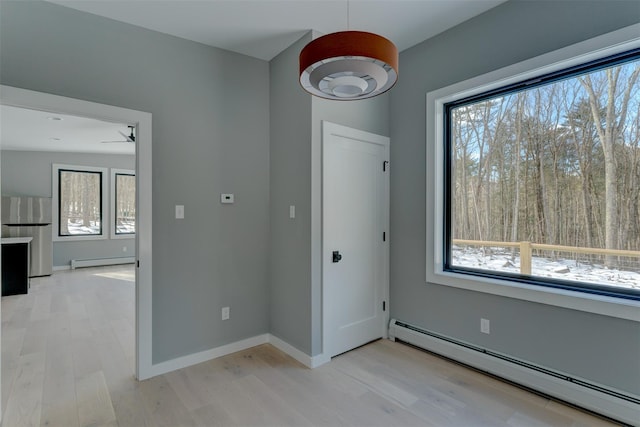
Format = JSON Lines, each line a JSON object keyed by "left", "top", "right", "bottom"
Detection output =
{"left": 332, "top": 251, "right": 343, "bottom": 263}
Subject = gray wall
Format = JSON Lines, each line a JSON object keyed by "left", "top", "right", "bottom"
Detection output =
{"left": 3, "top": 0, "right": 637, "bottom": 392}
{"left": 269, "top": 33, "right": 314, "bottom": 355}
{"left": 0, "top": 1, "right": 270, "bottom": 363}
{"left": 389, "top": 0, "right": 640, "bottom": 395}
{"left": 1, "top": 150, "right": 136, "bottom": 267}
{"left": 268, "top": 31, "right": 389, "bottom": 356}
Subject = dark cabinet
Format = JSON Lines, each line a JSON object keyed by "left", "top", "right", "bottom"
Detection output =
{"left": 2, "top": 240, "right": 31, "bottom": 296}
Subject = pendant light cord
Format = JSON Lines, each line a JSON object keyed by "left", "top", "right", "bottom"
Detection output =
{"left": 347, "top": 0, "right": 350, "bottom": 30}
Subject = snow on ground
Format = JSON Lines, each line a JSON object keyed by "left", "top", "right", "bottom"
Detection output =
{"left": 453, "top": 246, "right": 640, "bottom": 290}
{"left": 67, "top": 220, "right": 101, "bottom": 235}
{"left": 66, "top": 220, "right": 135, "bottom": 234}
{"left": 116, "top": 220, "right": 135, "bottom": 234}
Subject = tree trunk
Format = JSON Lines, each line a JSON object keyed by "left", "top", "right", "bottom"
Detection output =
{"left": 581, "top": 68, "right": 640, "bottom": 266}
{"left": 510, "top": 95, "right": 523, "bottom": 260}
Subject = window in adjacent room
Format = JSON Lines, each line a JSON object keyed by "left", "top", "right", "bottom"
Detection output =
{"left": 443, "top": 49, "right": 640, "bottom": 300}
{"left": 112, "top": 169, "right": 136, "bottom": 236}
{"left": 57, "top": 168, "right": 104, "bottom": 236}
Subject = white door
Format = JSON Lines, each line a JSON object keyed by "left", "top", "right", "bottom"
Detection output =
{"left": 322, "top": 121, "right": 389, "bottom": 358}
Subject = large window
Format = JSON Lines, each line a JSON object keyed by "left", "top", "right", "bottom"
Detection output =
{"left": 427, "top": 29, "right": 640, "bottom": 316}
{"left": 443, "top": 50, "right": 640, "bottom": 300}
{"left": 52, "top": 164, "right": 126, "bottom": 242}
{"left": 58, "top": 168, "right": 103, "bottom": 236}
{"left": 112, "top": 169, "right": 136, "bottom": 237}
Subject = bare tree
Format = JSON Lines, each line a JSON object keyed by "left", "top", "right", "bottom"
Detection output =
{"left": 581, "top": 66, "right": 640, "bottom": 266}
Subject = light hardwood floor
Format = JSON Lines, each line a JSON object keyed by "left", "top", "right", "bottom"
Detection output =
{"left": 2, "top": 266, "right": 620, "bottom": 427}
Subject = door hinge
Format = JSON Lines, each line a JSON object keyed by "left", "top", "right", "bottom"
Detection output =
{"left": 137, "top": 260, "right": 140, "bottom": 268}
{"left": 383, "top": 232, "right": 386, "bottom": 242}
{"left": 383, "top": 160, "right": 389, "bottom": 172}
{"left": 383, "top": 301, "right": 386, "bottom": 311}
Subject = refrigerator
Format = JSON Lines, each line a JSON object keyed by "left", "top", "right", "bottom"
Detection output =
{"left": 1, "top": 196, "right": 53, "bottom": 277}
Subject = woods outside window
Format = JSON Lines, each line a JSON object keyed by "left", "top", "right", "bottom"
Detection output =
{"left": 443, "top": 50, "right": 640, "bottom": 300}
{"left": 112, "top": 169, "right": 136, "bottom": 236}
{"left": 58, "top": 168, "right": 104, "bottom": 237}
{"left": 427, "top": 29, "right": 640, "bottom": 315}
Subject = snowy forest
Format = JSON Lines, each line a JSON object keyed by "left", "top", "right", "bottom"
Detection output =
{"left": 59, "top": 170, "right": 135, "bottom": 235}
{"left": 115, "top": 173, "right": 136, "bottom": 234}
{"left": 450, "top": 56, "right": 640, "bottom": 278}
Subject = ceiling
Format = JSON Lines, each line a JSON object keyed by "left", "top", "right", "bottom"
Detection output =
{"left": 0, "top": 105, "right": 135, "bottom": 155}
{"left": 45, "top": 0, "right": 508, "bottom": 61}
{"left": 2, "top": 0, "right": 507, "bottom": 154}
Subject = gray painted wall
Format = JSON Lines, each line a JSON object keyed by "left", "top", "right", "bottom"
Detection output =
{"left": 0, "top": 1, "right": 270, "bottom": 363}
{"left": 3, "top": 0, "right": 637, "bottom": 394}
{"left": 269, "top": 33, "right": 314, "bottom": 354}
{"left": 1, "top": 150, "right": 135, "bottom": 267}
{"left": 389, "top": 0, "right": 640, "bottom": 395}
{"left": 268, "top": 31, "right": 389, "bottom": 356}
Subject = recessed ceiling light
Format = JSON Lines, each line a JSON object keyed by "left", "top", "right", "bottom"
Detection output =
{"left": 47, "top": 116, "right": 63, "bottom": 121}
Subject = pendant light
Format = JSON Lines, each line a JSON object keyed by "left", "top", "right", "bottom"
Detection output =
{"left": 299, "top": 2, "right": 398, "bottom": 100}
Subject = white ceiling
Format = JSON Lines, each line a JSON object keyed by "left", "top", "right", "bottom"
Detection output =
{"left": 2, "top": 0, "right": 507, "bottom": 154}
{"left": 45, "top": 0, "right": 508, "bottom": 61}
{"left": 0, "top": 105, "right": 135, "bottom": 155}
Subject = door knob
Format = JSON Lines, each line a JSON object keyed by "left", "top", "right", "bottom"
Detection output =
{"left": 332, "top": 251, "right": 343, "bottom": 263}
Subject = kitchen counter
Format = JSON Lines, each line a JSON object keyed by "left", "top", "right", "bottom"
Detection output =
{"left": 1, "top": 237, "right": 33, "bottom": 244}
{"left": 2, "top": 238, "right": 32, "bottom": 296}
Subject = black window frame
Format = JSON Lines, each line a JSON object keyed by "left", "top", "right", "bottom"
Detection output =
{"left": 114, "top": 172, "right": 136, "bottom": 236}
{"left": 442, "top": 48, "right": 640, "bottom": 302}
{"left": 57, "top": 168, "right": 104, "bottom": 237}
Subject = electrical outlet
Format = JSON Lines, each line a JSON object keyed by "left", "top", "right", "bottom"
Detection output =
{"left": 222, "top": 307, "right": 230, "bottom": 320}
{"left": 481, "top": 318, "right": 490, "bottom": 334}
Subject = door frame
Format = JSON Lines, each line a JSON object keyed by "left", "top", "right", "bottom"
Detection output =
{"left": 321, "top": 121, "right": 390, "bottom": 359}
{"left": 0, "top": 85, "right": 154, "bottom": 380}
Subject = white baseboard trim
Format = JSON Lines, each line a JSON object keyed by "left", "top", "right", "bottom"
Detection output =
{"left": 311, "top": 353, "right": 331, "bottom": 368}
{"left": 145, "top": 333, "right": 331, "bottom": 379}
{"left": 148, "top": 334, "right": 269, "bottom": 378}
{"left": 389, "top": 319, "right": 639, "bottom": 426}
{"left": 268, "top": 334, "right": 330, "bottom": 368}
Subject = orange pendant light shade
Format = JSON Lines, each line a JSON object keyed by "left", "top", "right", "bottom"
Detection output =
{"left": 299, "top": 31, "right": 399, "bottom": 100}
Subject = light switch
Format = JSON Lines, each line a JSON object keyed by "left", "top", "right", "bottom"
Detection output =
{"left": 175, "top": 205, "right": 184, "bottom": 219}
{"left": 221, "top": 194, "right": 234, "bottom": 204}
{"left": 289, "top": 205, "right": 296, "bottom": 219}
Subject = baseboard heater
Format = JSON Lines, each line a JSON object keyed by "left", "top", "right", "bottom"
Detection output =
{"left": 388, "top": 319, "right": 639, "bottom": 426}
{"left": 71, "top": 256, "right": 135, "bottom": 269}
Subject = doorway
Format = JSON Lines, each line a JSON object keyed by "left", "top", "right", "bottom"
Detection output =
{"left": 0, "top": 85, "right": 152, "bottom": 381}
{"left": 322, "top": 121, "right": 390, "bottom": 358}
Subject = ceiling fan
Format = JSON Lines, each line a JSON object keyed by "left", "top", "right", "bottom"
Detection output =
{"left": 101, "top": 125, "right": 135, "bottom": 143}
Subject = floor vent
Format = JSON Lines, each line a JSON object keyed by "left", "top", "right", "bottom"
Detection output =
{"left": 389, "top": 319, "right": 639, "bottom": 425}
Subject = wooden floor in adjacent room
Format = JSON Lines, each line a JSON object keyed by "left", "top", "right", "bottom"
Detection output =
{"left": 2, "top": 265, "right": 619, "bottom": 427}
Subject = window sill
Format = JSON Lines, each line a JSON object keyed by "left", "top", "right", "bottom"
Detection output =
{"left": 54, "top": 234, "right": 107, "bottom": 243}
{"left": 427, "top": 268, "right": 640, "bottom": 322}
{"left": 111, "top": 233, "right": 136, "bottom": 240}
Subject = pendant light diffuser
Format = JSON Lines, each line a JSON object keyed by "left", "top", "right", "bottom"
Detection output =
{"left": 299, "top": 31, "right": 398, "bottom": 100}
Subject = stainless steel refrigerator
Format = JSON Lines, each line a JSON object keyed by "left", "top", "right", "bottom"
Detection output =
{"left": 1, "top": 196, "right": 53, "bottom": 277}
